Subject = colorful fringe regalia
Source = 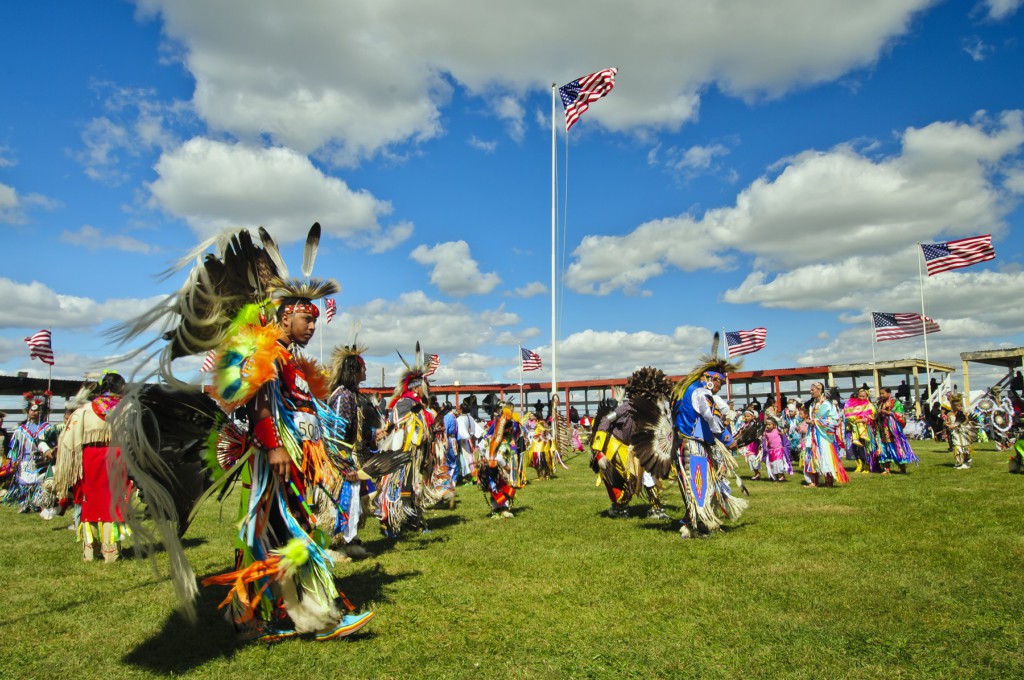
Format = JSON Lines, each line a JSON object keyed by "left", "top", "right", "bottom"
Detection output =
{"left": 55, "top": 389, "right": 133, "bottom": 561}
{"left": 527, "top": 421, "right": 552, "bottom": 482}
{"left": 376, "top": 347, "right": 437, "bottom": 536}
{"left": 844, "top": 396, "right": 879, "bottom": 472}
{"left": 875, "top": 396, "right": 918, "bottom": 466}
{"left": 666, "top": 349, "right": 748, "bottom": 538}
{"left": 2, "top": 409, "right": 55, "bottom": 510}
{"left": 591, "top": 367, "right": 672, "bottom": 519}
{"left": 479, "top": 439, "right": 516, "bottom": 516}
{"left": 108, "top": 224, "right": 374, "bottom": 640}
{"left": 807, "top": 398, "right": 850, "bottom": 485}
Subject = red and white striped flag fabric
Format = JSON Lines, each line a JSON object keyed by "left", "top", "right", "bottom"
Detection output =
{"left": 324, "top": 298, "right": 337, "bottom": 324}
{"left": 558, "top": 68, "right": 617, "bottom": 132}
{"left": 872, "top": 312, "right": 940, "bottom": 342}
{"left": 520, "top": 347, "right": 542, "bottom": 371}
{"left": 921, "top": 235, "right": 995, "bottom": 275}
{"left": 424, "top": 354, "right": 441, "bottom": 377}
{"left": 725, "top": 328, "right": 767, "bottom": 357}
{"left": 200, "top": 349, "right": 217, "bottom": 373}
{"left": 25, "top": 329, "right": 55, "bottom": 365}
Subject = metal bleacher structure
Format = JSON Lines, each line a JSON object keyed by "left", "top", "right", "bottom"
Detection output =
{"left": 15, "top": 351, "right": 1019, "bottom": 422}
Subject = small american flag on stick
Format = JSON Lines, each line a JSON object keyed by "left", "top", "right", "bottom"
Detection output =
{"left": 200, "top": 350, "right": 217, "bottom": 373}
{"left": 324, "top": 298, "right": 337, "bottom": 324}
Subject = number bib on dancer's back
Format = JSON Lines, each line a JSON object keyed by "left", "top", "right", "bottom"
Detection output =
{"left": 292, "top": 410, "right": 321, "bottom": 443}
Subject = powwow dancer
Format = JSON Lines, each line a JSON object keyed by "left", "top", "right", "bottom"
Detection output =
{"left": 875, "top": 386, "right": 918, "bottom": 474}
{"left": 2, "top": 392, "right": 56, "bottom": 513}
{"left": 590, "top": 367, "right": 672, "bottom": 520}
{"left": 54, "top": 373, "right": 133, "bottom": 562}
{"left": 761, "top": 417, "right": 792, "bottom": 482}
{"left": 947, "top": 395, "right": 974, "bottom": 470}
{"left": 734, "top": 410, "right": 764, "bottom": 480}
{"left": 633, "top": 337, "right": 748, "bottom": 539}
{"left": 479, "top": 405, "right": 517, "bottom": 518}
{"left": 844, "top": 388, "right": 878, "bottom": 474}
{"left": 110, "top": 225, "right": 373, "bottom": 642}
{"left": 322, "top": 342, "right": 389, "bottom": 560}
{"left": 527, "top": 419, "right": 553, "bottom": 482}
{"left": 378, "top": 345, "right": 438, "bottom": 535}
{"left": 806, "top": 382, "right": 850, "bottom": 488}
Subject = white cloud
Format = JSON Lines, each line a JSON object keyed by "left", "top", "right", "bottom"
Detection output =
{"left": 507, "top": 281, "right": 546, "bottom": 298}
{"left": 148, "top": 138, "right": 411, "bottom": 249}
{"left": 569, "top": 111, "right": 1024, "bottom": 295}
{"left": 0, "top": 278, "right": 165, "bottom": 330}
{"left": 60, "top": 225, "right": 159, "bottom": 254}
{"left": 0, "top": 181, "right": 56, "bottom": 225}
{"left": 315, "top": 290, "right": 518, "bottom": 361}
{"left": 135, "top": 0, "right": 935, "bottom": 159}
{"left": 409, "top": 240, "right": 501, "bottom": 296}
{"left": 74, "top": 83, "right": 188, "bottom": 184}
{"left": 962, "top": 37, "right": 994, "bottom": 62}
{"left": 500, "top": 325, "right": 715, "bottom": 382}
{"left": 981, "top": 0, "right": 1023, "bottom": 20}
{"left": 468, "top": 136, "right": 497, "bottom": 153}
{"left": 493, "top": 95, "right": 525, "bottom": 142}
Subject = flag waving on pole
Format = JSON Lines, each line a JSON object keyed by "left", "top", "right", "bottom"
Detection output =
{"left": 558, "top": 67, "right": 617, "bottom": 132}
{"left": 872, "top": 312, "right": 940, "bottom": 341}
{"left": 521, "top": 347, "right": 542, "bottom": 371}
{"left": 921, "top": 235, "right": 995, "bottom": 275}
{"left": 424, "top": 354, "right": 441, "bottom": 377}
{"left": 725, "top": 328, "right": 767, "bottom": 357}
{"left": 324, "top": 298, "right": 337, "bottom": 324}
{"left": 25, "top": 330, "right": 55, "bottom": 365}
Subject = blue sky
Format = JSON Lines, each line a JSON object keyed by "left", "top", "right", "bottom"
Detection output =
{"left": 1, "top": 0, "right": 1023, "bottom": 391}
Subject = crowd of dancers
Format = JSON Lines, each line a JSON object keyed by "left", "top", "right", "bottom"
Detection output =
{"left": 0, "top": 223, "right": 1009, "bottom": 647}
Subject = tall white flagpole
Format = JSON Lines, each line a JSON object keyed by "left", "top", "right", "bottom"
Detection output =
{"left": 870, "top": 313, "right": 880, "bottom": 396}
{"left": 916, "top": 243, "right": 933, "bottom": 399}
{"left": 518, "top": 345, "right": 525, "bottom": 414}
{"left": 551, "top": 83, "right": 558, "bottom": 403}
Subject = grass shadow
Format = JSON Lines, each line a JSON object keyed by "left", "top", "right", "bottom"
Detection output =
{"left": 121, "top": 578, "right": 242, "bottom": 674}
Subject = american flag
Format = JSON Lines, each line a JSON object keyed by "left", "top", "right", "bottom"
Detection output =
{"left": 424, "top": 354, "right": 441, "bottom": 377}
{"left": 520, "top": 347, "right": 542, "bottom": 371}
{"left": 200, "top": 349, "right": 217, "bottom": 373}
{"left": 872, "top": 312, "right": 941, "bottom": 342}
{"left": 24, "top": 329, "right": 54, "bottom": 365}
{"left": 725, "top": 327, "right": 767, "bottom": 357}
{"left": 558, "top": 67, "right": 617, "bottom": 132}
{"left": 324, "top": 298, "right": 337, "bottom": 324}
{"left": 921, "top": 235, "right": 995, "bottom": 275}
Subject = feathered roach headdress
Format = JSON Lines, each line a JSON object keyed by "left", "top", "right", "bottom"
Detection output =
{"left": 670, "top": 332, "right": 741, "bottom": 401}
{"left": 389, "top": 342, "right": 429, "bottom": 408}
{"left": 110, "top": 222, "right": 337, "bottom": 386}
{"left": 625, "top": 366, "right": 672, "bottom": 402}
{"left": 22, "top": 390, "right": 51, "bottom": 417}
{"left": 329, "top": 337, "right": 367, "bottom": 393}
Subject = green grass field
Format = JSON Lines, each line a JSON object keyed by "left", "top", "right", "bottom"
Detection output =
{"left": 1, "top": 441, "right": 1021, "bottom": 679}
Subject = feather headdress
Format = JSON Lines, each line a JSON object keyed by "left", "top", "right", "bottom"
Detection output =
{"left": 110, "top": 223, "right": 337, "bottom": 387}
{"left": 328, "top": 339, "right": 367, "bottom": 393}
{"left": 389, "top": 342, "right": 429, "bottom": 408}
{"left": 22, "top": 390, "right": 52, "bottom": 416}
{"left": 670, "top": 332, "right": 741, "bottom": 401}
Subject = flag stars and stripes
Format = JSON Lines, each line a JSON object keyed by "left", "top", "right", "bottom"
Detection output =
{"left": 921, "top": 234, "right": 995, "bottom": 275}
{"left": 25, "top": 329, "right": 55, "bottom": 365}
{"left": 521, "top": 347, "right": 542, "bottom": 371}
{"left": 725, "top": 328, "right": 766, "bottom": 357}
{"left": 872, "top": 312, "right": 940, "bottom": 342}
{"left": 558, "top": 67, "right": 617, "bottom": 132}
